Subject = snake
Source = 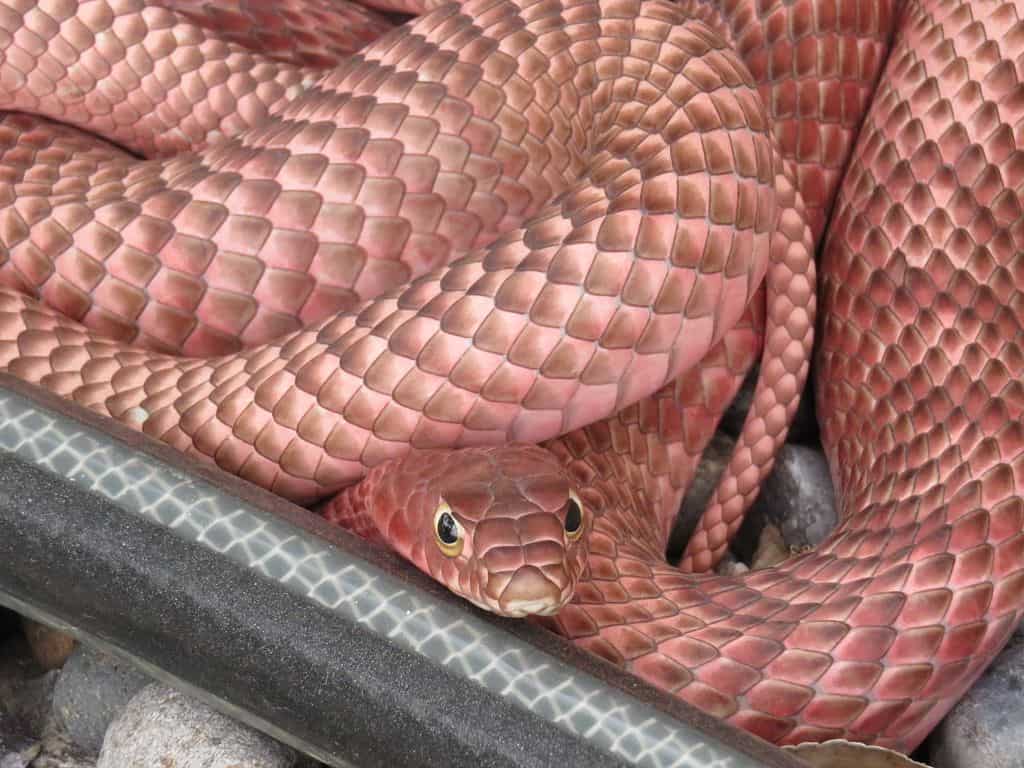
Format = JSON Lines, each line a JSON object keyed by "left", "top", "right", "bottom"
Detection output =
{"left": 0, "top": 0, "right": 1020, "bottom": 755}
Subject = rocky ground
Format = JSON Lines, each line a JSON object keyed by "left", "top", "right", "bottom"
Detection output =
{"left": 0, "top": 373, "right": 1017, "bottom": 767}
{"left": 0, "top": 615, "right": 321, "bottom": 768}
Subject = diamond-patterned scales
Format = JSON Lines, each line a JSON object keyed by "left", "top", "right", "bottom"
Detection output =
{"left": 0, "top": 0, "right": 1009, "bottom": 756}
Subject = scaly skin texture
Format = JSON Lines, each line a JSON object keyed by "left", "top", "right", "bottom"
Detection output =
{"left": 325, "top": 0, "right": 1024, "bottom": 753}
{"left": 321, "top": 298, "right": 767, "bottom": 607}
{"left": 677, "top": 0, "right": 894, "bottom": 571}
{"left": 0, "top": 0, "right": 812, "bottom": 514}
{"left": 0, "top": 0, "right": 812, "bottom": 537}
{"left": 0, "top": 0, "right": 1016, "bottom": 756}
{"left": 0, "top": 0, "right": 598, "bottom": 356}
{"left": 159, "top": 0, "right": 394, "bottom": 68}
{"left": 324, "top": 442, "right": 593, "bottom": 615}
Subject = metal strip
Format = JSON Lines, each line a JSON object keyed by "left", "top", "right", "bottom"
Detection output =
{"left": 0, "top": 374, "right": 804, "bottom": 768}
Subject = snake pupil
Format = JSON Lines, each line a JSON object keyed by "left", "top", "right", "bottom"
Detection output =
{"left": 437, "top": 512, "right": 459, "bottom": 544}
{"left": 564, "top": 498, "right": 582, "bottom": 534}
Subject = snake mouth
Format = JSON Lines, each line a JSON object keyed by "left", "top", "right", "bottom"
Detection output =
{"left": 499, "top": 598, "right": 567, "bottom": 618}
{"left": 478, "top": 565, "right": 573, "bottom": 617}
{"left": 470, "top": 592, "right": 571, "bottom": 618}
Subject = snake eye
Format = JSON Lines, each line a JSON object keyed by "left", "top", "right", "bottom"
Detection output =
{"left": 433, "top": 500, "right": 464, "bottom": 557}
{"left": 564, "top": 491, "right": 584, "bottom": 540}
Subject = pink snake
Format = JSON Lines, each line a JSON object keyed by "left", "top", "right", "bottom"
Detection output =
{"left": 0, "top": 0, "right": 1021, "bottom": 754}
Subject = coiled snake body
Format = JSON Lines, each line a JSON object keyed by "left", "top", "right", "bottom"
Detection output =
{"left": 0, "top": 0, "right": 1021, "bottom": 754}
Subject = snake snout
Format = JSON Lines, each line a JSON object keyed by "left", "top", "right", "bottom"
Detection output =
{"left": 475, "top": 513, "right": 578, "bottom": 616}
{"left": 490, "top": 565, "right": 567, "bottom": 617}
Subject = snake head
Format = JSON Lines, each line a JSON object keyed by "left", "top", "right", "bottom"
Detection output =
{"left": 368, "top": 444, "right": 590, "bottom": 617}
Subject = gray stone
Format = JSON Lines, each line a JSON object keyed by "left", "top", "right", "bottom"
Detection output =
{"left": 749, "top": 524, "right": 791, "bottom": 570}
{"left": 97, "top": 684, "right": 296, "bottom": 768}
{"left": 0, "top": 747, "right": 40, "bottom": 768}
{"left": 732, "top": 444, "right": 837, "bottom": 564}
{"left": 30, "top": 727, "right": 95, "bottom": 768}
{"left": 0, "top": 714, "right": 41, "bottom": 768}
{"left": 928, "top": 630, "right": 1024, "bottom": 768}
{"left": 667, "top": 434, "right": 837, "bottom": 568}
{"left": 714, "top": 550, "right": 749, "bottom": 576}
{"left": 51, "top": 646, "right": 151, "bottom": 756}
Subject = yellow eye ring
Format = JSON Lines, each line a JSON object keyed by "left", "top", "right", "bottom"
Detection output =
{"left": 564, "top": 490, "right": 584, "bottom": 541}
{"left": 433, "top": 499, "right": 465, "bottom": 557}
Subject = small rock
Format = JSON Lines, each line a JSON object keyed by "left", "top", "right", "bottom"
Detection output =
{"left": 750, "top": 524, "right": 789, "bottom": 569}
{"left": 21, "top": 619, "right": 76, "bottom": 671}
{"left": 1, "top": 746, "right": 41, "bottom": 768}
{"left": 27, "top": 727, "right": 94, "bottom": 768}
{"left": 98, "top": 684, "right": 296, "bottom": 768}
{"left": 715, "top": 550, "right": 750, "bottom": 576}
{"left": 0, "top": 714, "right": 41, "bottom": 768}
{"left": 732, "top": 444, "right": 837, "bottom": 564}
{"left": 668, "top": 437, "right": 837, "bottom": 569}
{"left": 0, "top": 746, "right": 40, "bottom": 768}
{"left": 51, "top": 647, "right": 151, "bottom": 756}
{"left": 927, "top": 630, "right": 1024, "bottom": 768}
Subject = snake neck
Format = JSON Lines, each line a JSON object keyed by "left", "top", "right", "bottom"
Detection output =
{"left": 319, "top": 462, "right": 394, "bottom": 545}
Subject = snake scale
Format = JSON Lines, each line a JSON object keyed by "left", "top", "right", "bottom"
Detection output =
{"left": 0, "top": 0, "right": 1020, "bottom": 754}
